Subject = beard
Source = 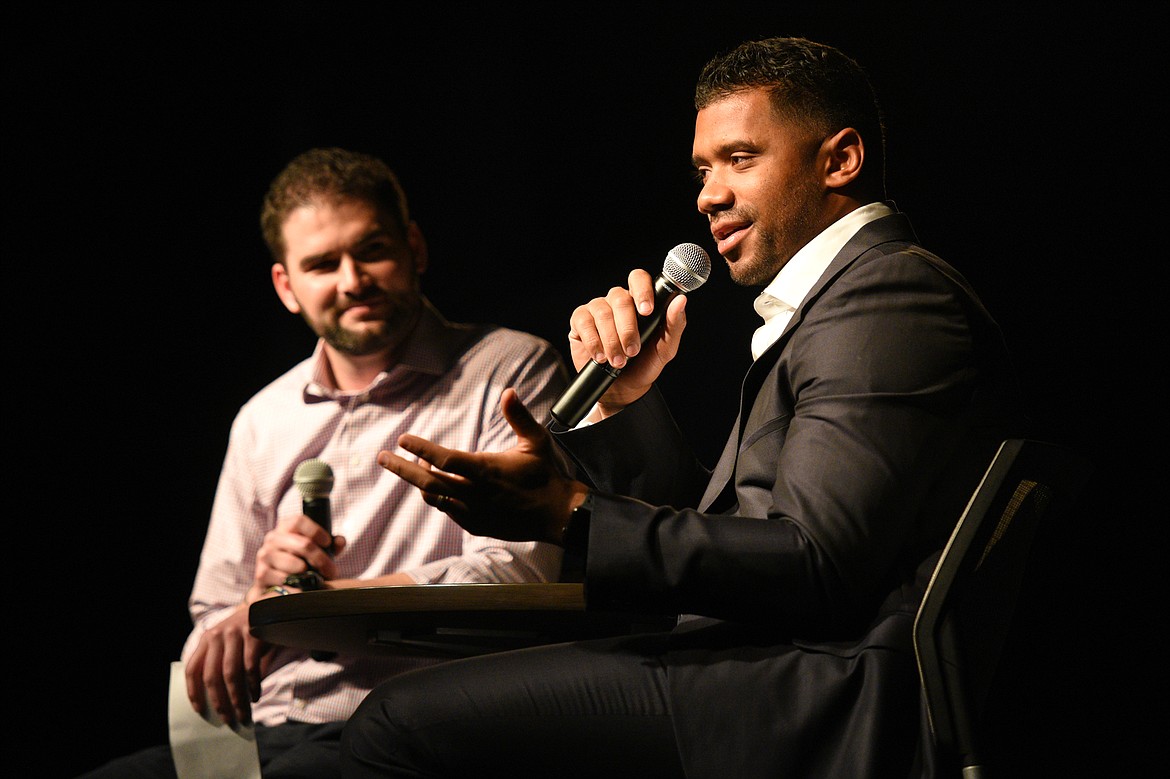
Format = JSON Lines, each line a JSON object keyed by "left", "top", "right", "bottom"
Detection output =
{"left": 309, "top": 290, "right": 423, "bottom": 357}
{"left": 725, "top": 174, "right": 823, "bottom": 288}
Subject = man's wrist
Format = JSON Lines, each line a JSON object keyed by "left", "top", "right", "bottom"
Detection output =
{"left": 560, "top": 491, "right": 593, "bottom": 552}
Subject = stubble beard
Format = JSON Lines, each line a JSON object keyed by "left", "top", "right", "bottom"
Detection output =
{"left": 312, "top": 292, "right": 423, "bottom": 357}
{"left": 726, "top": 178, "right": 822, "bottom": 288}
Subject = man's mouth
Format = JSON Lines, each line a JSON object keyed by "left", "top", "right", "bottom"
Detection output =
{"left": 711, "top": 219, "right": 750, "bottom": 256}
{"left": 339, "top": 299, "right": 385, "bottom": 320}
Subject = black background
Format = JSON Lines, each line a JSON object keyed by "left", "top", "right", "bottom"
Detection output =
{"left": 6, "top": 3, "right": 1159, "bottom": 776}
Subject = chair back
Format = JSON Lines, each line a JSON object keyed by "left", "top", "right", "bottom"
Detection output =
{"left": 913, "top": 438, "right": 1090, "bottom": 777}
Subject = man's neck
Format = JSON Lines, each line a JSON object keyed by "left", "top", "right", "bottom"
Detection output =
{"left": 323, "top": 346, "right": 393, "bottom": 392}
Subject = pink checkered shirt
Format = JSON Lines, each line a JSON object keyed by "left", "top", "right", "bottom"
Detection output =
{"left": 182, "top": 300, "right": 568, "bottom": 725}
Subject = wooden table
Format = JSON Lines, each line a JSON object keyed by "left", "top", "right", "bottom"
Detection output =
{"left": 249, "top": 583, "right": 676, "bottom": 657}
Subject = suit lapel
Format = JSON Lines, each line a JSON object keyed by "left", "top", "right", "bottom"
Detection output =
{"left": 698, "top": 333, "right": 785, "bottom": 512}
{"left": 697, "top": 212, "right": 920, "bottom": 514}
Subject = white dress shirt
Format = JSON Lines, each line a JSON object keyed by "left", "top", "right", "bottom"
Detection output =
{"left": 750, "top": 202, "right": 895, "bottom": 360}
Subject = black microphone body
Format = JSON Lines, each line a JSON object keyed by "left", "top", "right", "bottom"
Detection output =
{"left": 291, "top": 459, "right": 337, "bottom": 660}
{"left": 550, "top": 243, "right": 711, "bottom": 428}
{"left": 302, "top": 494, "right": 332, "bottom": 540}
{"left": 293, "top": 459, "right": 335, "bottom": 558}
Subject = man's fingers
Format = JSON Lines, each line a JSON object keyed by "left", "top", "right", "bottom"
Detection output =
{"left": 394, "top": 434, "right": 468, "bottom": 474}
{"left": 628, "top": 268, "right": 656, "bottom": 315}
{"left": 568, "top": 305, "right": 606, "bottom": 365}
{"left": 499, "top": 388, "right": 544, "bottom": 443}
{"left": 200, "top": 644, "right": 233, "bottom": 726}
{"left": 378, "top": 448, "right": 466, "bottom": 491}
{"left": 185, "top": 652, "right": 208, "bottom": 715}
{"left": 659, "top": 293, "right": 689, "bottom": 355}
{"left": 222, "top": 639, "right": 251, "bottom": 724}
{"left": 601, "top": 288, "right": 641, "bottom": 362}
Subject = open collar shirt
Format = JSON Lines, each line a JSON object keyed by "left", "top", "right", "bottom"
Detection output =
{"left": 182, "top": 298, "right": 567, "bottom": 725}
{"left": 750, "top": 201, "right": 895, "bottom": 360}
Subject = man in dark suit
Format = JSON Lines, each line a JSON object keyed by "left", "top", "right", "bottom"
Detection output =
{"left": 342, "top": 36, "right": 1026, "bottom": 778}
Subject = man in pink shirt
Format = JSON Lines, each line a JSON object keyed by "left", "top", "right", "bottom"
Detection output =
{"left": 77, "top": 147, "right": 568, "bottom": 778}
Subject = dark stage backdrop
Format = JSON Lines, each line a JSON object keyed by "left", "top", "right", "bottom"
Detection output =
{"left": 6, "top": 3, "right": 1158, "bottom": 776}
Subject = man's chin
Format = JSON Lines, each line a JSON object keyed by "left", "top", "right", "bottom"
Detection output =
{"left": 725, "top": 254, "right": 779, "bottom": 288}
{"left": 322, "top": 325, "right": 393, "bottom": 356}
{"left": 724, "top": 260, "right": 756, "bottom": 287}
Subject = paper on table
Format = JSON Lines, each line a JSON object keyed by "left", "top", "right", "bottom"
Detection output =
{"left": 167, "top": 660, "right": 262, "bottom": 779}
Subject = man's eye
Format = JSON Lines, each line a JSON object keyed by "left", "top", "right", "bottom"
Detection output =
{"left": 355, "top": 249, "right": 389, "bottom": 263}
{"left": 692, "top": 169, "right": 709, "bottom": 184}
{"left": 305, "top": 259, "right": 339, "bottom": 273}
{"left": 355, "top": 239, "right": 398, "bottom": 262}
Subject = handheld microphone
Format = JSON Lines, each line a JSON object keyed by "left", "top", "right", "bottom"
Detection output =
{"left": 294, "top": 459, "right": 334, "bottom": 555}
{"left": 550, "top": 243, "right": 711, "bottom": 428}
{"left": 292, "top": 458, "right": 338, "bottom": 661}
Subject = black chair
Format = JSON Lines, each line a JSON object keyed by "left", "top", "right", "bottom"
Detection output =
{"left": 913, "top": 439, "right": 1091, "bottom": 778}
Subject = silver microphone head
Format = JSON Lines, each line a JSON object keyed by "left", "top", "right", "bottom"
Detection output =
{"left": 294, "top": 459, "right": 334, "bottom": 500}
{"left": 662, "top": 243, "right": 711, "bottom": 293}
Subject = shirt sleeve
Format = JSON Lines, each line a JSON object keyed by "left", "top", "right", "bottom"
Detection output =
{"left": 181, "top": 408, "right": 269, "bottom": 659}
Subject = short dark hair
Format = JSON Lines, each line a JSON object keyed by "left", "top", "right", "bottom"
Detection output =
{"left": 695, "top": 37, "right": 886, "bottom": 197}
{"left": 260, "top": 147, "right": 410, "bottom": 264}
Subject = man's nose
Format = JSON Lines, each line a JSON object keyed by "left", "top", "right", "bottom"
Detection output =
{"left": 697, "top": 176, "right": 733, "bottom": 215}
{"left": 337, "top": 256, "right": 368, "bottom": 295}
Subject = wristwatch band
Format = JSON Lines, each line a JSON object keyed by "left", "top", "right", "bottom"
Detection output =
{"left": 283, "top": 570, "right": 324, "bottom": 591}
{"left": 563, "top": 492, "right": 593, "bottom": 553}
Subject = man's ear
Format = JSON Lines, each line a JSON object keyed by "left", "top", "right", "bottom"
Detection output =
{"left": 271, "top": 262, "right": 301, "bottom": 314}
{"left": 821, "top": 127, "right": 864, "bottom": 189}
{"left": 407, "top": 221, "right": 428, "bottom": 275}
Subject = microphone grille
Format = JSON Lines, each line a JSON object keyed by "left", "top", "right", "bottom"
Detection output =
{"left": 663, "top": 243, "right": 712, "bottom": 293}
{"left": 294, "top": 458, "right": 334, "bottom": 500}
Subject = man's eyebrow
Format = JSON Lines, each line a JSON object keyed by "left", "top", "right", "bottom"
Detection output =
{"left": 296, "top": 250, "right": 333, "bottom": 271}
{"left": 691, "top": 138, "right": 755, "bottom": 167}
{"left": 352, "top": 226, "right": 395, "bottom": 247}
{"left": 297, "top": 227, "right": 397, "bottom": 270}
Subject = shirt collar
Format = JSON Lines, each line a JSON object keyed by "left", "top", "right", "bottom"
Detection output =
{"left": 303, "top": 297, "right": 474, "bottom": 401}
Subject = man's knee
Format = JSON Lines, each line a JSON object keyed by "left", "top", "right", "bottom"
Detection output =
{"left": 341, "top": 681, "right": 429, "bottom": 777}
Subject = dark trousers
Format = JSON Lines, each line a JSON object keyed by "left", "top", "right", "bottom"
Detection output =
{"left": 75, "top": 720, "right": 346, "bottom": 779}
{"left": 341, "top": 633, "right": 687, "bottom": 778}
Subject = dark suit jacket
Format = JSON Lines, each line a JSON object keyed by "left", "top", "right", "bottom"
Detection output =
{"left": 552, "top": 212, "right": 1026, "bottom": 778}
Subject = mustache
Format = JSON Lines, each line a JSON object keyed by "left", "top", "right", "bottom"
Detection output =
{"left": 332, "top": 288, "right": 421, "bottom": 318}
{"left": 710, "top": 207, "right": 755, "bottom": 225}
{"left": 335, "top": 290, "right": 390, "bottom": 312}
{"left": 344, "top": 288, "right": 385, "bottom": 303}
